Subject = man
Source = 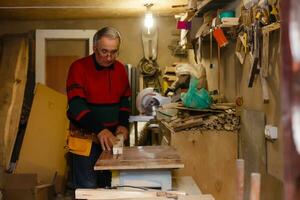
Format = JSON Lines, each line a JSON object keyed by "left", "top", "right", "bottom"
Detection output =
{"left": 66, "top": 27, "right": 131, "bottom": 189}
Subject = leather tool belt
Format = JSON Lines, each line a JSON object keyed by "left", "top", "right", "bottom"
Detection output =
{"left": 65, "top": 125, "right": 99, "bottom": 156}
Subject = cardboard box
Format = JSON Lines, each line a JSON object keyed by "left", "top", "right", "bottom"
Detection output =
{"left": 2, "top": 174, "right": 55, "bottom": 200}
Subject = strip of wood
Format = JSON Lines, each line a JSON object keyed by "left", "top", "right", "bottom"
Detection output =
{"left": 75, "top": 189, "right": 214, "bottom": 200}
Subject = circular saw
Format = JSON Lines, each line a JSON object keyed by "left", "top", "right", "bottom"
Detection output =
{"left": 136, "top": 88, "right": 171, "bottom": 116}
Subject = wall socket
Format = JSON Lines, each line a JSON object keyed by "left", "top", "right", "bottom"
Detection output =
{"left": 265, "top": 125, "right": 278, "bottom": 140}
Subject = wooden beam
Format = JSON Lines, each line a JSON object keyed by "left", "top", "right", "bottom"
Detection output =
{"left": 249, "top": 173, "right": 261, "bottom": 200}
{"left": 75, "top": 189, "right": 214, "bottom": 200}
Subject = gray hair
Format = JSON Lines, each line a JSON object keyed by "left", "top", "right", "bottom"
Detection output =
{"left": 93, "top": 27, "right": 121, "bottom": 45}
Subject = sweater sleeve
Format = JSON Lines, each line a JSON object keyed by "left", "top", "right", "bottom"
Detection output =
{"left": 66, "top": 62, "right": 104, "bottom": 133}
{"left": 118, "top": 66, "right": 132, "bottom": 128}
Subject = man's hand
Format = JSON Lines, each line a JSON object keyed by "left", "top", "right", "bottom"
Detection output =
{"left": 97, "top": 129, "right": 116, "bottom": 151}
{"left": 115, "top": 125, "right": 129, "bottom": 141}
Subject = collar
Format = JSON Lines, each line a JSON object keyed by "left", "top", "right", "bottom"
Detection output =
{"left": 92, "top": 53, "right": 114, "bottom": 70}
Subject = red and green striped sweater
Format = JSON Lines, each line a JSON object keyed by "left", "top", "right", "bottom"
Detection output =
{"left": 66, "top": 54, "right": 131, "bottom": 134}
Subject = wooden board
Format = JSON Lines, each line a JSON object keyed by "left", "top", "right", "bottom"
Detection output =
{"left": 15, "top": 84, "right": 69, "bottom": 192}
{"left": 0, "top": 34, "right": 29, "bottom": 169}
{"left": 170, "top": 130, "right": 237, "bottom": 200}
{"left": 76, "top": 188, "right": 214, "bottom": 200}
{"left": 95, "top": 146, "right": 184, "bottom": 170}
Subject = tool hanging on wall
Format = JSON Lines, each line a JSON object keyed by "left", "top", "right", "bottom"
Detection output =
{"left": 248, "top": 21, "right": 260, "bottom": 88}
{"left": 210, "top": 29, "right": 213, "bottom": 68}
{"left": 212, "top": 25, "right": 228, "bottom": 97}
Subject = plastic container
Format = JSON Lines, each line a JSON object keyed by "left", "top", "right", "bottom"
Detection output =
{"left": 213, "top": 27, "right": 229, "bottom": 47}
{"left": 219, "top": 10, "right": 235, "bottom": 19}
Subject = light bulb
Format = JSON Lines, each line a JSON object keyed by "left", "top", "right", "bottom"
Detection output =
{"left": 144, "top": 12, "right": 153, "bottom": 29}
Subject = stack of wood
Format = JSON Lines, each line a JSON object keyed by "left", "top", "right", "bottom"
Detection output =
{"left": 167, "top": 109, "right": 240, "bottom": 132}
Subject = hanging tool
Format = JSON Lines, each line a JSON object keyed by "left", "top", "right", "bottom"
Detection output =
{"left": 248, "top": 21, "right": 260, "bottom": 88}
{"left": 210, "top": 29, "right": 213, "bottom": 68}
{"left": 217, "top": 45, "right": 221, "bottom": 96}
{"left": 269, "top": 0, "right": 279, "bottom": 23}
{"left": 235, "top": 33, "right": 247, "bottom": 65}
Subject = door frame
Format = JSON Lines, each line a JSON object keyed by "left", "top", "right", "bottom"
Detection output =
{"left": 35, "top": 29, "right": 97, "bottom": 84}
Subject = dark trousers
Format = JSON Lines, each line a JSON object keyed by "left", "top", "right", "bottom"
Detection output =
{"left": 67, "top": 143, "right": 111, "bottom": 189}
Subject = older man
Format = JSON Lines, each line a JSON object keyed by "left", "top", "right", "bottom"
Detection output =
{"left": 66, "top": 27, "right": 131, "bottom": 188}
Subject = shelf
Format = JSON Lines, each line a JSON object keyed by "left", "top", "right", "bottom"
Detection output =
{"left": 196, "top": 0, "right": 237, "bottom": 17}
{"left": 183, "top": 0, "right": 237, "bottom": 22}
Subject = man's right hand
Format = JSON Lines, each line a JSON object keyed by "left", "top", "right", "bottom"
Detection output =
{"left": 97, "top": 129, "right": 116, "bottom": 151}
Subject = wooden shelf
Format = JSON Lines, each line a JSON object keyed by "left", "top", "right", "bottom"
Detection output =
{"left": 196, "top": 0, "right": 237, "bottom": 17}
{"left": 183, "top": 0, "right": 237, "bottom": 22}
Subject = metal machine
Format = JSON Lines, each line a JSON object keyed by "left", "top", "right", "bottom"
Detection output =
{"left": 136, "top": 87, "right": 171, "bottom": 116}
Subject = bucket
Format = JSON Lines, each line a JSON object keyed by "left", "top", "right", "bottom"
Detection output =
{"left": 213, "top": 27, "right": 228, "bottom": 47}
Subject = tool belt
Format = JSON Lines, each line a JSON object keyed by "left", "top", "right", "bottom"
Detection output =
{"left": 65, "top": 125, "right": 99, "bottom": 156}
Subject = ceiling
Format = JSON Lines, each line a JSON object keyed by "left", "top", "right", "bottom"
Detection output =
{"left": 0, "top": 0, "right": 188, "bottom": 20}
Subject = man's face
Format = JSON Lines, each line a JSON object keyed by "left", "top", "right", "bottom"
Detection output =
{"left": 93, "top": 36, "right": 120, "bottom": 67}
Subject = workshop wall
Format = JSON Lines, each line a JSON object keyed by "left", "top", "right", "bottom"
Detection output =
{"left": 199, "top": 6, "right": 283, "bottom": 200}
{"left": 0, "top": 17, "right": 183, "bottom": 70}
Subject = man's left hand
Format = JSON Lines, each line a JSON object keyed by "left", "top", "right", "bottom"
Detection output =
{"left": 115, "top": 125, "right": 129, "bottom": 141}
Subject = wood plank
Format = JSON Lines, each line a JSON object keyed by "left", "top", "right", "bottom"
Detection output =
{"left": 76, "top": 189, "right": 214, "bottom": 200}
{"left": 261, "top": 31, "right": 270, "bottom": 77}
{"left": 95, "top": 146, "right": 184, "bottom": 170}
{"left": 261, "top": 22, "right": 280, "bottom": 33}
{"left": 170, "top": 130, "right": 237, "bottom": 200}
{"left": 15, "top": 84, "right": 69, "bottom": 192}
{"left": 0, "top": 34, "right": 29, "bottom": 169}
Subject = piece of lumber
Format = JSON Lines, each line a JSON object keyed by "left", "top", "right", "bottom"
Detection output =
{"left": 249, "top": 173, "right": 261, "bottom": 200}
{"left": 75, "top": 189, "right": 186, "bottom": 200}
{"left": 173, "top": 118, "right": 203, "bottom": 132}
{"left": 236, "top": 159, "right": 245, "bottom": 200}
{"left": 261, "top": 31, "right": 270, "bottom": 77}
{"left": 175, "top": 106, "right": 223, "bottom": 113}
{"left": 113, "top": 134, "right": 124, "bottom": 155}
{"left": 95, "top": 146, "right": 184, "bottom": 170}
{"left": 76, "top": 189, "right": 214, "bottom": 200}
{"left": 261, "top": 22, "right": 280, "bottom": 78}
{"left": 260, "top": 73, "right": 270, "bottom": 103}
{"left": 261, "top": 22, "right": 280, "bottom": 33}
{"left": 0, "top": 35, "right": 29, "bottom": 169}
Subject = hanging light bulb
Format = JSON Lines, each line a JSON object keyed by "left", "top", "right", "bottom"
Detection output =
{"left": 144, "top": 11, "right": 153, "bottom": 29}
{"left": 144, "top": 3, "right": 154, "bottom": 34}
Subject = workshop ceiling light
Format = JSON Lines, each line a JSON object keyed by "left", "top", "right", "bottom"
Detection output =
{"left": 144, "top": 3, "right": 154, "bottom": 33}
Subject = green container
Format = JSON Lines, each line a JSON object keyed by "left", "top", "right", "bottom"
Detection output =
{"left": 219, "top": 11, "right": 235, "bottom": 19}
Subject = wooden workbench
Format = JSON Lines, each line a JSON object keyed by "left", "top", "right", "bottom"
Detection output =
{"left": 95, "top": 146, "right": 184, "bottom": 170}
{"left": 94, "top": 146, "right": 184, "bottom": 191}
